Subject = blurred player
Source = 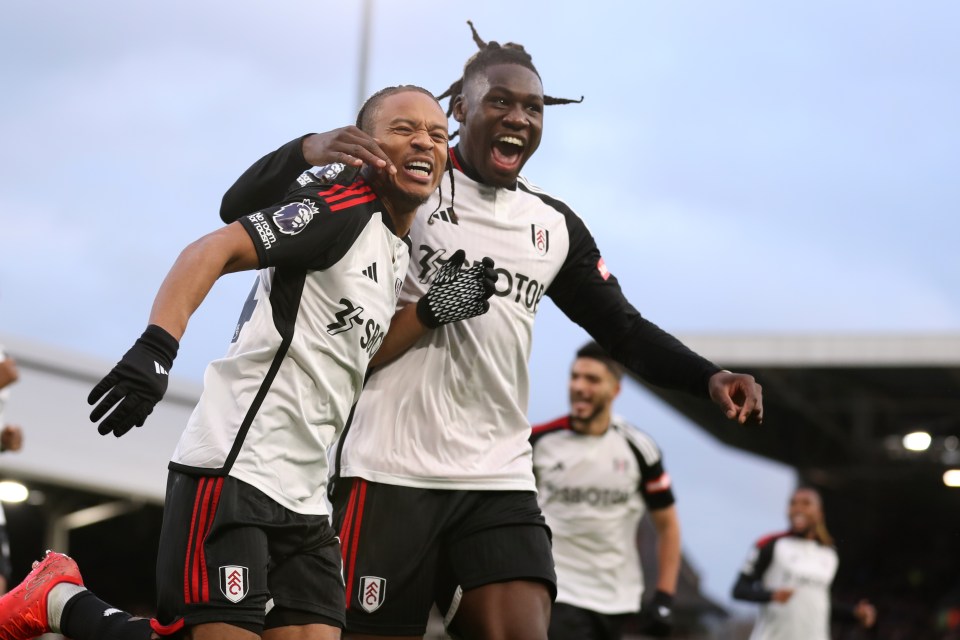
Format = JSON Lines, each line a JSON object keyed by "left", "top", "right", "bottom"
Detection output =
{"left": 219, "top": 23, "right": 763, "bottom": 640}
{"left": 0, "top": 86, "right": 494, "bottom": 640}
{"left": 531, "top": 343, "right": 680, "bottom": 640}
{"left": 732, "top": 486, "right": 877, "bottom": 640}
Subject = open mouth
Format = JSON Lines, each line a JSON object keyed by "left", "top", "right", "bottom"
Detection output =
{"left": 403, "top": 160, "right": 434, "bottom": 182}
{"left": 491, "top": 135, "right": 525, "bottom": 171}
{"left": 571, "top": 399, "right": 593, "bottom": 414}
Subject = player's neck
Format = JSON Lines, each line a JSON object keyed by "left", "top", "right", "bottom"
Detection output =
{"left": 378, "top": 198, "right": 418, "bottom": 238}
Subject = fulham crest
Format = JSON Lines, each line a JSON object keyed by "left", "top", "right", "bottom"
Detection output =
{"left": 531, "top": 224, "right": 549, "bottom": 256}
{"left": 219, "top": 565, "right": 249, "bottom": 603}
{"left": 359, "top": 576, "right": 386, "bottom": 613}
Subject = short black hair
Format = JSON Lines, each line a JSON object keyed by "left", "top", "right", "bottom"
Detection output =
{"left": 575, "top": 342, "right": 624, "bottom": 381}
{"left": 355, "top": 84, "right": 440, "bottom": 133}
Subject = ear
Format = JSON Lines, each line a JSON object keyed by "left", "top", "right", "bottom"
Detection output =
{"left": 452, "top": 95, "right": 467, "bottom": 124}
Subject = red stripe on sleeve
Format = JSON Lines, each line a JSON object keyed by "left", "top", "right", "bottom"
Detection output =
{"left": 325, "top": 185, "right": 373, "bottom": 203}
{"left": 329, "top": 193, "right": 378, "bottom": 212}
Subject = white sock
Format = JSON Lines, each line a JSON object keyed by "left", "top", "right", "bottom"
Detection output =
{"left": 46, "top": 583, "right": 87, "bottom": 633}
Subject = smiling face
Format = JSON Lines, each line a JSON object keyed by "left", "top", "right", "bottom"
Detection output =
{"left": 453, "top": 63, "right": 544, "bottom": 188}
{"left": 568, "top": 356, "right": 621, "bottom": 433}
{"left": 364, "top": 90, "right": 449, "bottom": 213}
{"left": 788, "top": 488, "right": 824, "bottom": 538}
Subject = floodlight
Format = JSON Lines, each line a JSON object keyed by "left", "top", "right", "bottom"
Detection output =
{"left": 0, "top": 480, "right": 28, "bottom": 503}
{"left": 902, "top": 431, "right": 932, "bottom": 452}
{"left": 944, "top": 470, "right": 960, "bottom": 488}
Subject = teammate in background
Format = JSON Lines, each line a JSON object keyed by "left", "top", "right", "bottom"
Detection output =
{"left": 0, "top": 348, "right": 24, "bottom": 595}
{"left": 0, "top": 86, "right": 495, "bottom": 640}
{"left": 531, "top": 343, "right": 680, "bottom": 640}
{"left": 732, "top": 487, "right": 877, "bottom": 640}
{"left": 219, "top": 23, "right": 763, "bottom": 640}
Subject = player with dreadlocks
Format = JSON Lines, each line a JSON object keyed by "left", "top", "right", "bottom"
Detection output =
{"left": 219, "top": 23, "right": 764, "bottom": 640}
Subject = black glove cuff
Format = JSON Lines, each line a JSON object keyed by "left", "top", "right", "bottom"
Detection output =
{"left": 652, "top": 590, "right": 674, "bottom": 609}
{"left": 140, "top": 324, "right": 180, "bottom": 366}
{"left": 415, "top": 297, "right": 440, "bottom": 330}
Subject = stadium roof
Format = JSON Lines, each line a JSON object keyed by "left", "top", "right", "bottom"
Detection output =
{"left": 0, "top": 332, "right": 201, "bottom": 504}
{"left": 637, "top": 334, "right": 960, "bottom": 480}
{"left": 634, "top": 334, "right": 960, "bottom": 633}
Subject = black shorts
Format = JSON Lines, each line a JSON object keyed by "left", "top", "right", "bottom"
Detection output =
{"left": 153, "top": 471, "right": 345, "bottom": 635}
{"left": 549, "top": 602, "right": 627, "bottom": 640}
{"left": 333, "top": 478, "right": 556, "bottom": 636}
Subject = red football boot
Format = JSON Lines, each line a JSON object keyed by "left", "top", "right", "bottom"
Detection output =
{"left": 0, "top": 551, "right": 84, "bottom": 640}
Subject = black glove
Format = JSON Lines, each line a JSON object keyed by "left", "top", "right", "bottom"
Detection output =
{"left": 88, "top": 324, "right": 179, "bottom": 437}
{"left": 637, "top": 590, "right": 674, "bottom": 637}
{"left": 416, "top": 250, "right": 496, "bottom": 328}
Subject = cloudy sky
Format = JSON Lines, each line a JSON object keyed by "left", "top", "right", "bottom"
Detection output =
{"left": 2, "top": 0, "right": 957, "bottom": 612}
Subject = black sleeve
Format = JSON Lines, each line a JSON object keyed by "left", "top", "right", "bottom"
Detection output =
{"left": 623, "top": 432, "right": 676, "bottom": 510}
{"left": 547, "top": 212, "right": 720, "bottom": 398}
{"left": 220, "top": 135, "right": 314, "bottom": 223}
{"left": 237, "top": 189, "right": 369, "bottom": 271}
{"left": 637, "top": 457, "right": 675, "bottom": 511}
{"left": 731, "top": 538, "right": 777, "bottom": 603}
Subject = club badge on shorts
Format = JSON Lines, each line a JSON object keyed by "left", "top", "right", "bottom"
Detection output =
{"left": 219, "top": 565, "right": 249, "bottom": 603}
{"left": 359, "top": 576, "right": 386, "bottom": 613}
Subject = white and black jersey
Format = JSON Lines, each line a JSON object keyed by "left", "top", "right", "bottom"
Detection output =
{"left": 221, "top": 141, "right": 720, "bottom": 492}
{"left": 170, "top": 166, "right": 410, "bottom": 516}
{"left": 732, "top": 532, "right": 840, "bottom": 640}
{"left": 530, "top": 415, "right": 674, "bottom": 614}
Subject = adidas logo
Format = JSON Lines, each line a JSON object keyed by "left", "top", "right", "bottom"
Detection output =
{"left": 154, "top": 361, "right": 168, "bottom": 375}
{"left": 362, "top": 263, "right": 378, "bottom": 283}
{"left": 427, "top": 207, "right": 459, "bottom": 225}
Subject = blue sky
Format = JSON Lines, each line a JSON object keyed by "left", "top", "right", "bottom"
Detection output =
{"left": 2, "top": 0, "right": 958, "bottom": 612}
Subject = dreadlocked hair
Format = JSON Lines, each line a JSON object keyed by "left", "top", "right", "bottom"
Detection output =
{"left": 355, "top": 84, "right": 449, "bottom": 214}
{"left": 436, "top": 20, "right": 584, "bottom": 139}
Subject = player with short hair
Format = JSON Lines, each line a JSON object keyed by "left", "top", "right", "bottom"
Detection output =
{"left": 0, "top": 85, "right": 495, "bottom": 640}
{"left": 219, "top": 23, "right": 763, "bottom": 640}
{"left": 531, "top": 343, "right": 680, "bottom": 640}
{"left": 732, "top": 487, "right": 877, "bottom": 640}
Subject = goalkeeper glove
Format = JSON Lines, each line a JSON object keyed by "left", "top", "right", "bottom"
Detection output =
{"left": 88, "top": 324, "right": 179, "bottom": 437}
{"left": 416, "top": 250, "right": 496, "bottom": 328}
{"left": 637, "top": 590, "right": 674, "bottom": 637}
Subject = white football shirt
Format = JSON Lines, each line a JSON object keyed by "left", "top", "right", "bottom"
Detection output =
{"left": 170, "top": 170, "right": 409, "bottom": 515}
